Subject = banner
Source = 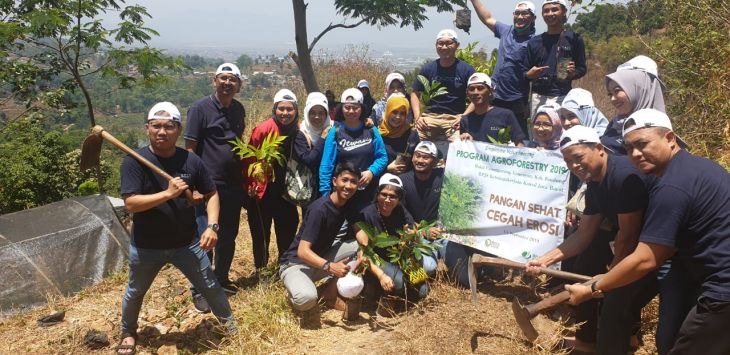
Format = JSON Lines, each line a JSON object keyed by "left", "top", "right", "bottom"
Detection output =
{"left": 439, "top": 140, "right": 570, "bottom": 263}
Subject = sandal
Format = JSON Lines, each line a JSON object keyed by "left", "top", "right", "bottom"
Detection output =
{"left": 115, "top": 332, "right": 137, "bottom": 355}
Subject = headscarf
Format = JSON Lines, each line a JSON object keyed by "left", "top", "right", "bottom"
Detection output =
{"left": 382, "top": 72, "right": 406, "bottom": 99}
{"left": 378, "top": 93, "right": 411, "bottom": 138}
{"left": 561, "top": 88, "right": 609, "bottom": 136}
{"left": 301, "top": 92, "right": 331, "bottom": 145}
{"left": 532, "top": 104, "right": 562, "bottom": 150}
{"left": 605, "top": 69, "right": 666, "bottom": 129}
{"left": 272, "top": 89, "right": 298, "bottom": 136}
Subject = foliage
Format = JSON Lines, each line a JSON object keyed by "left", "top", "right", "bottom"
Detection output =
{"left": 486, "top": 126, "right": 512, "bottom": 145}
{"left": 77, "top": 180, "right": 99, "bottom": 196}
{"left": 236, "top": 54, "right": 254, "bottom": 71}
{"left": 569, "top": 0, "right": 664, "bottom": 41}
{"left": 439, "top": 172, "right": 482, "bottom": 232}
{"left": 455, "top": 42, "right": 497, "bottom": 75}
{"left": 230, "top": 132, "right": 287, "bottom": 183}
{"left": 416, "top": 75, "right": 448, "bottom": 108}
{"left": 355, "top": 221, "right": 439, "bottom": 285}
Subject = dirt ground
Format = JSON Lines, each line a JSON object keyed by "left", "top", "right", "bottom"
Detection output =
{"left": 0, "top": 214, "right": 659, "bottom": 354}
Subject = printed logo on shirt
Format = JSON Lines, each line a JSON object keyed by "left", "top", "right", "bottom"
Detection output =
{"left": 339, "top": 138, "right": 373, "bottom": 152}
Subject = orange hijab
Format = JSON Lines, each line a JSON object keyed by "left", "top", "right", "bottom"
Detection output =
{"left": 378, "top": 94, "right": 411, "bottom": 138}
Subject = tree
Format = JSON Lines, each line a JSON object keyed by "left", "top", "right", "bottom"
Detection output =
{"left": 236, "top": 54, "right": 253, "bottom": 71}
{"left": 290, "top": 0, "right": 468, "bottom": 93}
{"left": 0, "top": 0, "right": 184, "bottom": 127}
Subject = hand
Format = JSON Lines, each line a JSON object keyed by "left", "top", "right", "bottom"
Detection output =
{"left": 566, "top": 61, "right": 576, "bottom": 78}
{"left": 328, "top": 261, "right": 350, "bottom": 278}
{"left": 565, "top": 210, "right": 579, "bottom": 228}
{"left": 358, "top": 170, "right": 374, "bottom": 190}
{"left": 320, "top": 126, "right": 332, "bottom": 139}
{"left": 565, "top": 283, "right": 593, "bottom": 305}
{"left": 199, "top": 227, "right": 218, "bottom": 251}
{"left": 166, "top": 177, "right": 189, "bottom": 199}
{"left": 387, "top": 160, "right": 406, "bottom": 175}
{"left": 247, "top": 184, "right": 259, "bottom": 198}
{"left": 460, "top": 133, "right": 473, "bottom": 141}
{"left": 191, "top": 190, "right": 205, "bottom": 205}
{"left": 379, "top": 274, "right": 395, "bottom": 292}
{"left": 364, "top": 118, "right": 375, "bottom": 128}
{"left": 526, "top": 66, "right": 549, "bottom": 80}
{"left": 428, "top": 226, "right": 442, "bottom": 240}
{"left": 451, "top": 118, "right": 461, "bottom": 131}
{"left": 416, "top": 117, "right": 428, "bottom": 131}
{"left": 525, "top": 259, "right": 548, "bottom": 277}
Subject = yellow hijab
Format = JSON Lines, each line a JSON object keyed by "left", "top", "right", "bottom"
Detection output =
{"left": 378, "top": 94, "right": 411, "bottom": 138}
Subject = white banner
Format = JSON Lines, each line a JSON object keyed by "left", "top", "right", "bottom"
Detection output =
{"left": 439, "top": 140, "right": 570, "bottom": 263}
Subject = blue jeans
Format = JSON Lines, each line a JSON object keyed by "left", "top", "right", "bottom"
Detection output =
{"left": 380, "top": 261, "right": 430, "bottom": 300}
{"left": 121, "top": 241, "right": 235, "bottom": 335}
{"left": 422, "top": 238, "right": 448, "bottom": 277}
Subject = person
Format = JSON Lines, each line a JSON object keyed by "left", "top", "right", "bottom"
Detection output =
{"left": 558, "top": 88, "right": 609, "bottom": 135}
{"left": 566, "top": 108, "right": 730, "bottom": 355}
{"left": 371, "top": 72, "right": 408, "bottom": 126}
{"left": 184, "top": 63, "right": 246, "bottom": 311}
{"left": 379, "top": 93, "right": 420, "bottom": 175}
{"left": 601, "top": 63, "right": 665, "bottom": 155}
{"left": 245, "top": 89, "right": 300, "bottom": 272}
{"left": 279, "top": 163, "right": 366, "bottom": 314}
{"left": 525, "top": 104, "right": 562, "bottom": 149}
{"left": 411, "top": 29, "right": 475, "bottom": 150}
{"left": 319, "top": 88, "right": 388, "bottom": 213}
{"left": 470, "top": 0, "right": 537, "bottom": 135}
{"left": 358, "top": 79, "right": 376, "bottom": 119}
{"left": 356, "top": 174, "right": 430, "bottom": 300}
{"left": 325, "top": 89, "right": 339, "bottom": 121}
{"left": 117, "top": 102, "right": 236, "bottom": 355}
{"left": 295, "top": 92, "right": 332, "bottom": 205}
{"left": 523, "top": 0, "right": 586, "bottom": 116}
{"left": 526, "top": 125, "right": 657, "bottom": 353}
{"left": 399, "top": 141, "right": 445, "bottom": 277}
{"left": 459, "top": 72, "right": 526, "bottom": 146}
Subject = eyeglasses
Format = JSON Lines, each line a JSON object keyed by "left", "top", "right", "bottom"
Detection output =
{"left": 148, "top": 123, "right": 179, "bottom": 131}
{"left": 514, "top": 10, "right": 532, "bottom": 17}
{"left": 436, "top": 41, "right": 456, "bottom": 48}
{"left": 216, "top": 75, "right": 239, "bottom": 83}
{"left": 379, "top": 192, "right": 399, "bottom": 201}
{"left": 533, "top": 122, "right": 554, "bottom": 129}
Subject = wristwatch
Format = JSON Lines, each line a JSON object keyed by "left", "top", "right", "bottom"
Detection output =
{"left": 207, "top": 223, "right": 220, "bottom": 233}
{"left": 590, "top": 281, "right": 604, "bottom": 297}
{"left": 322, "top": 261, "right": 331, "bottom": 272}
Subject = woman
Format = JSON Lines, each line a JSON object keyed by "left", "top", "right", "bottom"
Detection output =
{"left": 558, "top": 88, "right": 609, "bottom": 135}
{"left": 356, "top": 174, "right": 430, "bottom": 300}
{"left": 371, "top": 72, "right": 408, "bottom": 126}
{"left": 294, "top": 92, "right": 332, "bottom": 205}
{"left": 526, "top": 104, "right": 562, "bottom": 150}
{"left": 379, "top": 93, "right": 420, "bottom": 174}
{"left": 245, "top": 89, "right": 300, "bottom": 271}
{"left": 319, "top": 88, "right": 388, "bottom": 213}
{"left": 601, "top": 68, "right": 665, "bottom": 155}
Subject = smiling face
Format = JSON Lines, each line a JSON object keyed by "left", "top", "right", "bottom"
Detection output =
{"left": 342, "top": 102, "right": 362, "bottom": 126}
{"left": 275, "top": 101, "right": 297, "bottom": 126}
{"left": 624, "top": 127, "right": 676, "bottom": 176}
{"left": 387, "top": 106, "right": 408, "bottom": 130}
{"left": 412, "top": 150, "right": 437, "bottom": 174}
{"left": 532, "top": 114, "right": 555, "bottom": 143}
{"left": 332, "top": 170, "right": 359, "bottom": 201}
{"left": 542, "top": 3, "right": 566, "bottom": 27}
{"left": 467, "top": 83, "right": 491, "bottom": 105}
{"left": 376, "top": 185, "right": 402, "bottom": 217}
{"left": 435, "top": 38, "right": 458, "bottom": 61}
{"left": 561, "top": 144, "right": 606, "bottom": 182}
{"left": 559, "top": 108, "right": 582, "bottom": 130}
{"left": 308, "top": 105, "right": 327, "bottom": 128}
{"left": 606, "top": 79, "right": 633, "bottom": 117}
{"left": 388, "top": 80, "right": 405, "bottom": 95}
{"left": 513, "top": 7, "right": 534, "bottom": 29}
{"left": 213, "top": 73, "right": 241, "bottom": 97}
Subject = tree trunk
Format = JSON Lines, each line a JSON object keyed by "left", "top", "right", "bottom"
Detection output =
{"left": 291, "top": 0, "right": 319, "bottom": 93}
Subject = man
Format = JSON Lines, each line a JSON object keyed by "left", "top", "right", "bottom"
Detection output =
{"left": 279, "top": 163, "right": 367, "bottom": 314}
{"left": 399, "top": 141, "right": 444, "bottom": 276}
{"left": 184, "top": 63, "right": 246, "bottom": 311}
{"left": 357, "top": 79, "right": 376, "bottom": 119}
{"left": 566, "top": 109, "right": 730, "bottom": 354}
{"left": 526, "top": 125, "right": 657, "bottom": 353}
{"left": 411, "top": 29, "right": 475, "bottom": 152}
{"left": 523, "top": 0, "right": 586, "bottom": 117}
{"left": 459, "top": 72, "right": 526, "bottom": 146}
{"left": 116, "top": 102, "right": 236, "bottom": 355}
{"left": 470, "top": 0, "right": 536, "bottom": 135}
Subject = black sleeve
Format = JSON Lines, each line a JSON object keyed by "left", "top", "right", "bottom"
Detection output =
{"left": 300, "top": 208, "right": 325, "bottom": 244}
{"left": 459, "top": 116, "right": 468, "bottom": 134}
{"left": 571, "top": 32, "right": 587, "bottom": 80}
{"left": 616, "top": 172, "right": 650, "bottom": 214}
{"left": 405, "top": 130, "right": 421, "bottom": 155}
{"left": 120, "top": 155, "right": 144, "bottom": 196}
{"left": 507, "top": 111, "right": 527, "bottom": 142}
{"left": 192, "top": 154, "right": 216, "bottom": 195}
{"left": 583, "top": 183, "right": 599, "bottom": 216}
{"left": 294, "top": 131, "right": 323, "bottom": 171}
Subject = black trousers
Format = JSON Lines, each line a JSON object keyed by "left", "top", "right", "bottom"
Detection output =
{"left": 247, "top": 187, "right": 299, "bottom": 269}
{"left": 668, "top": 296, "right": 730, "bottom": 355}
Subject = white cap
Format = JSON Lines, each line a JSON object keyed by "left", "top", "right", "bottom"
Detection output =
{"left": 414, "top": 141, "right": 438, "bottom": 158}
{"left": 385, "top": 72, "right": 406, "bottom": 88}
{"left": 542, "top": 0, "right": 567, "bottom": 8}
{"left": 147, "top": 102, "right": 181, "bottom": 123}
{"left": 273, "top": 89, "right": 297, "bottom": 104}
{"left": 467, "top": 72, "right": 493, "bottom": 88}
{"left": 340, "top": 88, "right": 364, "bottom": 105}
{"left": 378, "top": 173, "right": 403, "bottom": 190}
{"left": 617, "top": 55, "right": 659, "bottom": 77}
{"left": 559, "top": 125, "right": 601, "bottom": 151}
{"left": 357, "top": 79, "right": 369, "bottom": 89}
{"left": 515, "top": 1, "right": 536, "bottom": 13}
{"left": 215, "top": 63, "right": 242, "bottom": 80}
{"left": 622, "top": 108, "right": 688, "bottom": 148}
{"left": 436, "top": 29, "right": 458, "bottom": 43}
{"left": 336, "top": 260, "right": 364, "bottom": 299}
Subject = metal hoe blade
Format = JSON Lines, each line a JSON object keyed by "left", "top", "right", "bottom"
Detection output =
{"left": 80, "top": 131, "right": 103, "bottom": 171}
{"left": 512, "top": 297, "right": 539, "bottom": 342}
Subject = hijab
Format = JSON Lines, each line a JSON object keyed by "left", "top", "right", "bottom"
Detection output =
{"left": 532, "top": 104, "right": 562, "bottom": 150}
{"left": 561, "top": 88, "right": 609, "bottom": 136}
{"left": 301, "top": 92, "right": 332, "bottom": 145}
{"left": 378, "top": 94, "right": 411, "bottom": 138}
{"left": 605, "top": 69, "right": 666, "bottom": 129}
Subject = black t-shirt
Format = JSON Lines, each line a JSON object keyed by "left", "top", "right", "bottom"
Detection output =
{"left": 280, "top": 195, "right": 356, "bottom": 264}
{"left": 359, "top": 203, "right": 415, "bottom": 258}
{"left": 600, "top": 124, "right": 627, "bottom": 155}
{"left": 382, "top": 129, "right": 420, "bottom": 163}
{"left": 460, "top": 106, "right": 526, "bottom": 144}
{"left": 583, "top": 154, "right": 655, "bottom": 229}
{"left": 639, "top": 150, "right": 730, "bottom": 301}
{"left": 121, "top": 147, "right": 215, "bottom": 249}
{"left": 399, "top": 168, "right": 444, "bottom": 223}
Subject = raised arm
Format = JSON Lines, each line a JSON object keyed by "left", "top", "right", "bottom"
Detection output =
{"left": 470, "top": 0, "right": 497, "bottom": 32}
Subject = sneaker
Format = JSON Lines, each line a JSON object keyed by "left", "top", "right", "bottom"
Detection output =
{"left": 192, "top": 294, "right": 211, "bottom": 313}
{"left": 219, "top": 280, "right": 239, "bottom": 295}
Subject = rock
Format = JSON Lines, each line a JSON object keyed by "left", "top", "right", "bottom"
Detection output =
{"left": 83, "top": 329, "right": 110, "bottom": 349}
{"left": 157, "top": 344, "right": 178, "bottom": 355}
{"left": 154, "top": 323, "right": 170, "bottom": 335}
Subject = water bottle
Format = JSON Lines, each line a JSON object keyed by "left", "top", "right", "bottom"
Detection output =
{"left": 556, "top": 39, "right": 572, "bottom": 81}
